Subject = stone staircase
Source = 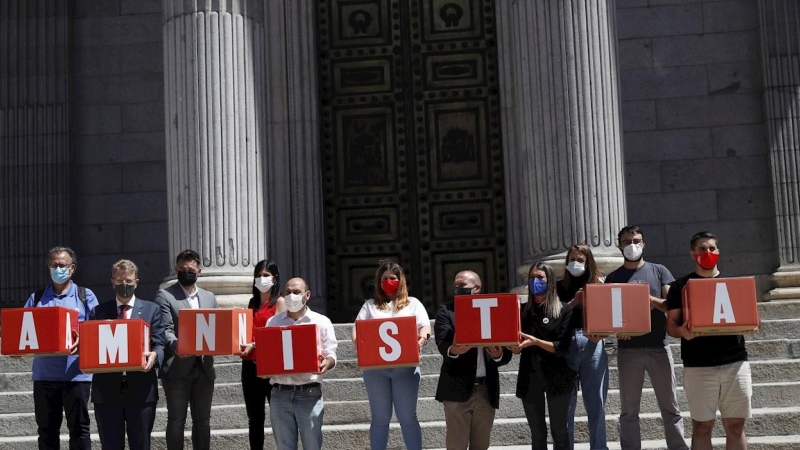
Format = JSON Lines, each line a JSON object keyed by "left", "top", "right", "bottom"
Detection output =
{"left": 1, "top": 301, "right": 799, "bottom": 449}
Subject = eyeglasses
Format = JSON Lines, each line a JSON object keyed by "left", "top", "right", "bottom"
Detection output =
{"left": 49, "top": 263, "right": 73, "bottom": 269}
{"left": 620, "top": 239, "right": 643, "bottom": 246}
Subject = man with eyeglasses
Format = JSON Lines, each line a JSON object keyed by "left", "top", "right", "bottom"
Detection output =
{"left": 89, "top": 259, "right": 165, "bottom": 450}
{"left": 433, "top": 270, "right": 512, "bottom": 450}
{"left": 23, "top": 246, "right": 99, "bottom": 449}
{"left": 154, "top": 249, "right": 219, "bottom": 450}
{"left": 605, "top": 226, "right": 688, "bottom": 450}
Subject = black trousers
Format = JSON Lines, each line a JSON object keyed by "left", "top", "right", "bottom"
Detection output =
{"left": 241, "top": 360, "right": 272, "bottom": 450}
{"left": 521, "top": 373, "right": 571, "bottom": 450}
{"left": 33, "top": 380, "right": 92, "bottom": 450}
{"left": 94, "top": 402, "right": 156, "bottom": 450}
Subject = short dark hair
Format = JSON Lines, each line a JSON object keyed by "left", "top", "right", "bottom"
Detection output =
{"left": 690, "top": 231, "right": 718, "bottom": 250}
{"left": 618, "top": 225, "right": 643, "bottom": 242}
{"left": 47, "top": 246, "right": 77, "bottom": 266}
{"left": 175, "top": 249, "right": 202, "bottom": 266}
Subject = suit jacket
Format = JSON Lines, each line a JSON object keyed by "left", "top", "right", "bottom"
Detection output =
{"left": 89, "top": 297, "right": 166, "bottom": 405}
{"left": 154, "top": 283, "right": 218, "bottom": 379}
{"left": 434, "top": 302, "right": 512, "bottom": 409}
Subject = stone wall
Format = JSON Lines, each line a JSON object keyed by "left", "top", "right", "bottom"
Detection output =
{"left": 616, "top": 0, "right": 778, "bottom": 279}
{"left": 71, "top": 0, "right": 168, "bottom": 301}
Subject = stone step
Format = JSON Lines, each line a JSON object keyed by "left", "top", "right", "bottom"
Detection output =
{"left": 1, "top": 381, "right": 797, "bottom": 438}
{"left": 459, "top": 434, "right": 800, "bottom": 450}
{"left": 1, "top": 407, "right": 798, "bottom": 450}
{"left": 2, "top": 357, "right": 799, "bottom": 414}
{"left": 330, "top": 300, "right": 800, "bottom": 340}
{"left": 3, "top": 337, "right": 797, "bottom": 389}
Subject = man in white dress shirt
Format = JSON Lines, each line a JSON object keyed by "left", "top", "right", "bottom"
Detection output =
{"left": 267, "top": 277, "right": 337, "bottom": 450}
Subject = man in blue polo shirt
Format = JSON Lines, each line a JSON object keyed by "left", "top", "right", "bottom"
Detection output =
{"left": 23, "top": 246, "right": 99, "bottom": 449}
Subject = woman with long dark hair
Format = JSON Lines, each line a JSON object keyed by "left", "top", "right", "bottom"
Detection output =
{"left": 558, "top": 244, "right": 608, "bottom": 450}
{"left": 352, "top": 260, "right": 430, "bottom": 450}
{"left": 512, "top": 262, "right": 575, "bottom": 449}
{"left": 239, "top": 260, "right": 285, "bottom": 449}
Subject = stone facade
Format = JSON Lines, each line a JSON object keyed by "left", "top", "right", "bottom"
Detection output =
{"left": 2, "top": 0, "right": 798, "bottom": 308}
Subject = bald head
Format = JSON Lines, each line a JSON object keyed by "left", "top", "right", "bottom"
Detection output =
{"left": 284, "top": 277, "right": 309, "bottom": 294}
{"left": 454, "top": 270, "right": 482, "bottom": 294}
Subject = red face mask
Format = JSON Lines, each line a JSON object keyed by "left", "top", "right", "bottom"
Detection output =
{"left": 694, "top": 252, "right": 720, "bottom": 270}
{"left": 380, "top": 279, "right": 400, "bottom": 295}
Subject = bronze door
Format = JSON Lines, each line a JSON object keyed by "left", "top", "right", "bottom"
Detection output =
{"left": 317, "top": 0, "right": 508, "bottom": 322}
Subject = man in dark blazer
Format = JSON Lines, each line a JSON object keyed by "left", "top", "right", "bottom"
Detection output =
{"left": 90, "top": 259, "right": 165, "bottom": 450}
{"left": 154, "top": 249, "right": 219, "bottom": 450}
{"left": 434, "top": 270, "right": 513, "bottom": 450}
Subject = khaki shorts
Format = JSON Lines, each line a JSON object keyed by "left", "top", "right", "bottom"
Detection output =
{"left": 683, "top": 360, "right": 752, "bottom": 422}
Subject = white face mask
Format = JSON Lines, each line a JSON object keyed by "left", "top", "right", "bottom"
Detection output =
{"left": 254, "top": 276, "right": 274, "bottom": 293}
{"left": 566, "top": 261, "right": 586, "bottom": 277}
{"left": 623, "top": 244, "right": 643, "bottom": 261}
{"left": 286, "top": 293, "right": 306, "bottom": 312}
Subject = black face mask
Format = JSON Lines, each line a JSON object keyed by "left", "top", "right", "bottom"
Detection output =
{"left": 177, "top": 270, "right": 198, "bottom": 287}
{"left": 453, "top": 286, "right": 474, "bottom": 296}
{"left": 114, "top": 283, "right": 136, "bottom": 299}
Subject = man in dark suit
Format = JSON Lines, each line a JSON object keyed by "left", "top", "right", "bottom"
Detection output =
{"left": 154, "top": 249, "right": 219, "bottom": 450}
{"left": 90, "top": 259, "right": 165, "bottom": 450}
{"left": 434, "top": 270, "right": 513, "bottom": 450}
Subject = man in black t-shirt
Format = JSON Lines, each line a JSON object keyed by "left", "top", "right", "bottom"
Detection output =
{"left": 666, "top": 231, "right": 751, "bottom": 450}
{"left": 605, "top": 226, "right": 688, "bottom": 450}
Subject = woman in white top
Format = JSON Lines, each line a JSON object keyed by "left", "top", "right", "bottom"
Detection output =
{"left": 352, "top": 260, "right": 431, "bottom": 450}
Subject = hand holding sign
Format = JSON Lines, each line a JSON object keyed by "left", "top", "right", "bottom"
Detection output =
{"left": 319, "top": 355, "right": 335, "bottom": 373}
{"left": 143, "top": 351, "right": 157, "bottom": 372}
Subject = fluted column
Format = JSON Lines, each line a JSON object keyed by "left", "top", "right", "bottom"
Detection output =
{"left": 0, "top": 1, "right": 71, "bottom": 306}
{"left": 759, "top": 0, "right": 800, "bottom": 300}
{"left": 497, "top": 0, "right": 627, "bottom": 284}
{"left": 261, "top": 0, "right": 327, "bottom": 312}
{"left": 162, "top": 0, "right": 267, "bottom": 304}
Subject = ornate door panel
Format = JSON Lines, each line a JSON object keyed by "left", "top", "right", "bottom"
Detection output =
{"left": 317, "top": 0, "right": 507, "bottom": 321}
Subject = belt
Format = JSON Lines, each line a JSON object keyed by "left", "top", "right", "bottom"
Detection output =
{"left": 474, "top": 376, "right": 486, "bottom": 385}
{"left": 272, "top": 382, "right": 320, "bottom": 391}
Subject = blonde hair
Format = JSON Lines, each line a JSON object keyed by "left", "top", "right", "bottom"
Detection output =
{"left": 111, "top": 259, "right": 139, "bottom": 278}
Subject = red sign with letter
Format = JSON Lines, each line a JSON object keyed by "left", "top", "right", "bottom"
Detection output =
{"left": 356, "top": 316, "right": 420, "bottom": 369}
{"left": 1, "top": 307, "right": 78, "bottom": 356}
{"left": 682, "top": 277, "right": 759, "bottom": 333}
{"left": 583, "top": 283, "right": 652, "bottom": 336}
{"left": 254, "top": 324, "right": 321, "bottom": 377}
{"left": 177, "top": 309, "right": 253, "bottom": 356}
{"left": 79, "top": 319, "right": 150, "bottom": 373}
{"left": 453, "top": 293, "right": 521, "bottom": 346}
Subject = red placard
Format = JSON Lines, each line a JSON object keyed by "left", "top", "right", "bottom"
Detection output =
{"left": 254, "top": 324, "right": 320, "bottom": 377}
{"left": 356, "top": 316, "right": 420, "bottom": 369}
{"left": 177, "top": 309, "right": 253, "bottom": 356}
{"left": 79, "top": 319, "right": 150, "bottom": 373}
{"left": 682, "top": 277, "right": 759, "bottom": 333}
{"left": 453, "top": 293, "right": 521, "bottom": 346}
{"left": 583, "top": 283, "right": 652, "bottom": 336}
{"left": 1, "top": 307, "right": 78, "bottom": 356}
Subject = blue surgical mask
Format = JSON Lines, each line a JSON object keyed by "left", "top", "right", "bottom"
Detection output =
{"left": 529, "top": 278, "right": 547, "bottom": 296}
{"left": 50, "top": 267, "right": 71, "bottom": 284}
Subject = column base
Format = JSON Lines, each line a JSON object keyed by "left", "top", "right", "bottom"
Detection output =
{"left": 514, "top": 247, "right": 624, "bottom": 292}
{"left": 765, "top": 266, "right": 800, "bottom": 301}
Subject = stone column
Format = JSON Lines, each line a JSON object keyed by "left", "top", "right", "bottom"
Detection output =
{"left": 261, "top": 0, "right": 327, "bottom": 312}
{"left": 758, "top": 0, "right": 800, "bottom": 300}
{"left": 0, "top": 0, "right": 71, "bottom": 306}
{"left": 496, "top": 0, "right": 627, "bottom": 286}
{"left": 162, "top": 0, "right": 267, "bottom": 305}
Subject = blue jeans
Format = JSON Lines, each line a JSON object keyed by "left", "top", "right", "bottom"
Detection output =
{"left": 362, "top": 367, "right": 422, "bottom": 450}
{"left": 566, "top": 330, "right": 609, "bottom": 450}
{"left": 269, "top": 384, "right": 325, "bottom": 450}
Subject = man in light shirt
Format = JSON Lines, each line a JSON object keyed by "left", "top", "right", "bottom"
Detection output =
{"left": 154, "top": 249, "right": 219, "bottom": 450}
{"left": 267, "top": 277, "right": 338, "bottom": 450}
